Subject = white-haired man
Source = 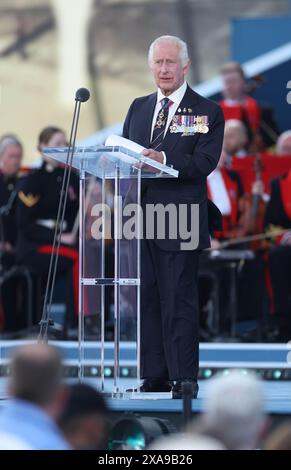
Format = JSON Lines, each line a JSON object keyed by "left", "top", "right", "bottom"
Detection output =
{"left": 198, "top": 371, "right": 266, "bottom": 449}
{"left": 276, "top": 130, "right": 291, "bottom": 155}
{"left": 0, "top": 134, "right": 23, "bottom": 263}
{"left": 123, "top": 35, "right": 224, "bottom": 398}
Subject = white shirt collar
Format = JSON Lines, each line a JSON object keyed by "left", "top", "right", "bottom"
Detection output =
{"left": 157, "top": 81, "right": 187, "bottom": 105}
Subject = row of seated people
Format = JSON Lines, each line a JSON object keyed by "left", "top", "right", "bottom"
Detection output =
{"left": 0, "top": 127, "right": 115, "bottom": 339}
{"left": 199, "top": 123, "right": 291, "bottom": 341}
{"left": 0, "top": 123, "right": 290, "bottom": 340}
{"left": 0, "top": 128, "right": 79, "bottom": 335}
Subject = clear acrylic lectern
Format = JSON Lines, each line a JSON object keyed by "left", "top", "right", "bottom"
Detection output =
{"left": 43, "top": 145, "right": 178, "bottom": 397}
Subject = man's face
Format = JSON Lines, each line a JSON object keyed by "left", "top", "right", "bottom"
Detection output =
{"left": 150, "top": 41, "right": 190, "bottom": 96}
{"left": 223, "top": 71, "right": 245, "bottom": 100}
{"left": 0, "top": 144, "right": 23, "bottom": 176}
{"left": 222, "top": 124, "right": 246, "bottom": 157}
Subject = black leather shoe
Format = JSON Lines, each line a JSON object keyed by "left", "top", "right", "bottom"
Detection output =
{"left": 171, "top": 380, "right": 199, "bottom": 399}
{"left": 126, "top": 379, "right": 172, "bottom": 393}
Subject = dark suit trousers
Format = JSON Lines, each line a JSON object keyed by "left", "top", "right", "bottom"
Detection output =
{"left": 141, "top": 238, "right": 200, "bottom": 381}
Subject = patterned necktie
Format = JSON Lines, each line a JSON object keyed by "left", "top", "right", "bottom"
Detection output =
{"left": 150, "top": 97, "right": 173, "bottom": 150}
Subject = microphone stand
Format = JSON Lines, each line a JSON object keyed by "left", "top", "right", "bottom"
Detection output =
{"left": 38, "top": 88, "right": 90, "bottom": 343}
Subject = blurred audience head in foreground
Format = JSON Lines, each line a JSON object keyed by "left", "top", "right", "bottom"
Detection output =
{"left": 0, "top": 343, "right": 69, "bottom": 449}
{"left": 59, "top": 383, "right": 108, "bottom": 450}
{"left": 192, "top": 371, "right": 266, "bottom": 450}
{"left": 149, "top": 433, "right": 225, "bottom": 450}
{"left": 9, "top": 343, "right": 64, "bottom": 417}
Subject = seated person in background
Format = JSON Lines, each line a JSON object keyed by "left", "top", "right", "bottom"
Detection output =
{"left": 0, "top": 134, "right": 23, "bottom": 267}
{"left": 220, "top": 119, "right": 248, "bottom": 165}
{"left": 276, "top": 130, "right": 291, "bottom": 155}
{"left": 199, "top": 137, "right": 266, "bottom": 337}
{"left": 219, "top": 62, "right": 261, "bottom": 147}
{"left": 16, "top": 126, "right": 79, "bottom": 334}
{"left": 219, "top": 62, "right": 280, "bottom": 151}
{"left": 0, "top": 134, "right": 25, "bottom": 332}
{"left": 265, "top": 163, "right": 291, "bottom": 341}
{"left": 208, "top": 131, "right": 265, "bottom": 244}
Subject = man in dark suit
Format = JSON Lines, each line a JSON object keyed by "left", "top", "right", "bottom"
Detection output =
{"left": 123, "top": 35, "right": 224, "bottom": 398}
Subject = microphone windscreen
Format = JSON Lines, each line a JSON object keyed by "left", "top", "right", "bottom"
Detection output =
{"left": 75, "top": 88, "right": 90, "bottom": 102}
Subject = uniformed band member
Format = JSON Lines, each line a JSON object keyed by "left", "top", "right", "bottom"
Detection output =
{"left": 0, "top": 135, "right": 23, "bottom": 268}
{"left": 0, "top": 135, "right": 24, "bottom": 331}
{"left": 219, "top": 62, "right": 261, "bottom": 135}
{"left": 123, "top": 35, "right": 224, "bottom": 398}
{"left": 205, "top": 146, "right": 267, "bottom": 336}
{"left": 265, "top": 169, "right": 291, "bottom": 341}
{"left": 16, "top": 127, "right": 79, "bottom": 331}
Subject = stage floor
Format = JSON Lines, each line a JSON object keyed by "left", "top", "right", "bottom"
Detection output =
{"left": 0, "top": 340, "right": 290, "bottom": 415}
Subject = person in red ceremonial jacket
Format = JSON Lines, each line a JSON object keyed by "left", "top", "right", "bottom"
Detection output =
{"left": 207, "top": 147, "right": 243, "bottom": 242}
{"left": 219, "top": 62, "right": 261, "bottom": 149}
{"left": 200, "top": 134, "right": 267, "bottom": 337}
{"left": 265, "top": 163, "right": 291, "bottom": 341}
{"left": 207, "top": 123, "right": 262, "bottom": 243}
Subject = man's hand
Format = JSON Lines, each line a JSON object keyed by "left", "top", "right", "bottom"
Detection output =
{"left": 139, "top": 148, "right": 164, "bottom": 172}
{"left": 142, "top": 148, "right": 164, "bottom": 164}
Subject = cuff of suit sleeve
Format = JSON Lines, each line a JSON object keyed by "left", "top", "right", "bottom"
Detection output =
{"left": 161, "top": 151, "right": 167, "bottom": 165}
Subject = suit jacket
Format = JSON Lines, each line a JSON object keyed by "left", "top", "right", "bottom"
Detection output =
{"left": 16, "top": 162, "right": 79, "bottom": 262}
{"left": 123, "top": 84, "right": 225, "bottom": 251}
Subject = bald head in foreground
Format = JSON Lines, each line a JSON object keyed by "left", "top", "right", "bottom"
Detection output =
{"left": 0, "top": 343, "right": 69, "bottom": 449}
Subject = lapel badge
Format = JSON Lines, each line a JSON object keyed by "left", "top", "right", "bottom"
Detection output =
{"left": 178, "top": 108, "right": 181, "bottom": 113}
{"left": 183, "top": 107, "right": 187, "bottom": 113}
{"left": 188, "top": 108, "right": 192, "bottom": 113}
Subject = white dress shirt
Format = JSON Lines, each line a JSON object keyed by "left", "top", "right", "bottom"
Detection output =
{"left": 150, "top": 81, "right": 187, "bottom": 164}
{"left": 207, "top": 169, "right": 232, "bottom": 216}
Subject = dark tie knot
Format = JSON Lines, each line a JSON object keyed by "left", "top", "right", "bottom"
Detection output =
{"left": 161, "top": 97, "right": 171, "bottom": 108}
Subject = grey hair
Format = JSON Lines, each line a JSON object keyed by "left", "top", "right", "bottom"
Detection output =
{"left": 0, "top": 134, "right": 22, "bottom": 156}
{"left": 204, "top": 371, "right": 265, "bottom": 450}
{"left": 148, "top": 35, "right": 189, "bottom": 67}
{"left": 276, "top": 129, "right": 291, "bottom": 153}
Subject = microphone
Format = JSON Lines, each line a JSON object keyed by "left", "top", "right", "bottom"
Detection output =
{"left": 39, "top": 88, "right": 90, "bottom": 342}
{"left": 75, "top": 87, "right": 90, "bottom": 103}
